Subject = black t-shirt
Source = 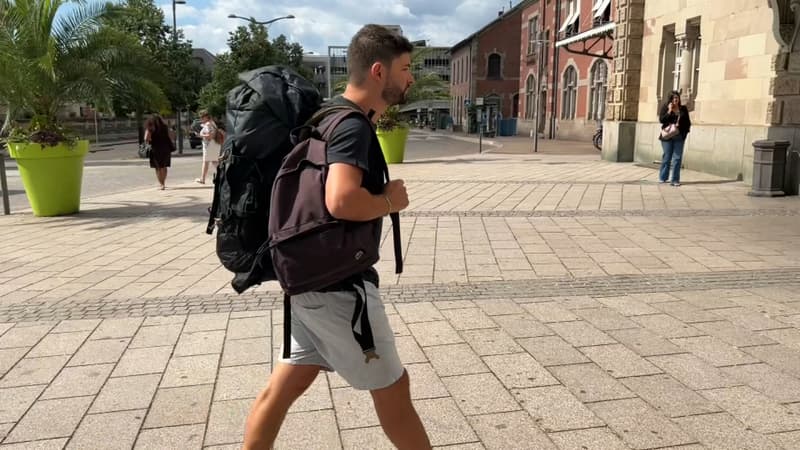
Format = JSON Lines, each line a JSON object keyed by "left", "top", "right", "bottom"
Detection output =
{"left": 320, "top": 96, "right": 386, "bottom": 289}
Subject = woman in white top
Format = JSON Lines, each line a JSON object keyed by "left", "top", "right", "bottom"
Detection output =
{"left": 196, "top": 110, "right": 221, "bottom": 184}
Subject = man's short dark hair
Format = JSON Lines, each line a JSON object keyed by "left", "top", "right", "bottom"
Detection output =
{"left": 347, "top": 25, "right": 414, "bottom": 85}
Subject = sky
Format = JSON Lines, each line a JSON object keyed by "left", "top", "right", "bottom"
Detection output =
{"left": 158, "top": 0, "right": 523, "bottom": 55}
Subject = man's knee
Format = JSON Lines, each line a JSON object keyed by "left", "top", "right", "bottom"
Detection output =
{"left": 371, "top": 369, "right": 410, "bottom": 405}
{"left": 258, "top": 365, "right": 319, "bottom": 404}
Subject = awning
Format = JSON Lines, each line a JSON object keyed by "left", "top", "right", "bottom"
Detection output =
{"left": 556, "top": 21, "right": 615, "bottom": 48}
{"left": 558, "top": 1, "right": 577, "bottom": 33}
{"left": 594, "top": 0, "right": 611, "bottom": 18}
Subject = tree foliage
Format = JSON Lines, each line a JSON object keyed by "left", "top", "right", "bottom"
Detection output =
{"left": 105, "top": 0, "right": 208, "bottom": 115}
{"left": 0, "top": 0, "right": 165, "bottom": 141}
{"left": 199, "top": 23, "right": 307, "bottom": 118}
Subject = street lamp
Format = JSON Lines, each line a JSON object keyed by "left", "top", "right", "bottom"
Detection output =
{"left": 227, "top": 14, "right": 295, "bottom": 26}
{"left": 172, "top": 0, "right": 186, "bottom": 154}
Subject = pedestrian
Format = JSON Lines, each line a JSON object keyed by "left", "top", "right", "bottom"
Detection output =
{"left": 144, "top": 114, "right": 174, "bottom": 190}
{"left": 658, "top": 90, "right": 692, "bottom": 186}
{"left": 242, "top": 25, "right": 430, "bottom": 450}
{"left": 196, "top": 110, "right": 220, "bottom": 184}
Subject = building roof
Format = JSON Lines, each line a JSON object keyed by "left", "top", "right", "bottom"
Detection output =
{"left": 399, "top": 99, "right": 450, "bottom": 113}
{"left": 191, "top": 48, "right": 216, "bottom": 70}
{"left": 449, "top": 0, "right": 534, "bottom": 53}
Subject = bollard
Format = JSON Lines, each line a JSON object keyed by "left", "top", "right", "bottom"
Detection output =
{"left": 0, "top": 145, "right": 9, "bottom": 215}
{"left": 748, "top": 140, "right": 790, "bottom": 197}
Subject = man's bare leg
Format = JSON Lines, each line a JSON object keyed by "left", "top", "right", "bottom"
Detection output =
{"left": 371, "top": 370, "right": 431, "bottom": 450}
{"left": 243, "top": 363, "right": 321, "bottom": 450}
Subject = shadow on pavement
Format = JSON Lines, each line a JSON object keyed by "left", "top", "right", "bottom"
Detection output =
{"left": 6, "top": 197, "right": 210, "bottom": 229}
{"left": 397, "top": 157, "right": 508, "bottom": 165}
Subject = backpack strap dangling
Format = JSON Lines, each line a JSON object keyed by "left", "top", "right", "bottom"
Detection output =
{"left": 350, "top": 278, "right": 378, "bottom": 363}
{"left": 282, "top": 293, "right": 291, "bottom": 360}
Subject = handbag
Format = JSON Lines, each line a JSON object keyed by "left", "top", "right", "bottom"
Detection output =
{"left": 660, "top": 113, "right": 680, "bottom": 140}
{"left": 138, "top": 143, "right": 152, "bottom": 159}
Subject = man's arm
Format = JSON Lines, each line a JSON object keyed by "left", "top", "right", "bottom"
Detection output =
{"left": 325, "top": 163, "right": 407, "bottom": 221}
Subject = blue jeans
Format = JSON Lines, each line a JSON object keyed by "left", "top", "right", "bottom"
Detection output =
{"left": 660, "top": 134, "right": 686, "bottom": 183}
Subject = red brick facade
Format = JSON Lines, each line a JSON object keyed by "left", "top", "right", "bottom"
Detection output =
{"left": 517, "top": 0, "right": 614, "bottom": 140}
{"left": 450, "top": 7, "right": 524, "bottom": 133}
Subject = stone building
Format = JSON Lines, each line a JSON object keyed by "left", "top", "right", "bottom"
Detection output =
{"left": 301, "top": 53, "right": 330, "bottom": 98}
{"left": 604, "top": 0, "right": 799, "bottom": 194}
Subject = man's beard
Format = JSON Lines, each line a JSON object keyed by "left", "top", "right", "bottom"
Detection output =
{"left": 381, "top": 83, "right": 407, "bottom": 106}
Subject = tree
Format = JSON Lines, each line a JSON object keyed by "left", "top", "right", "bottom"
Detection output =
{"left": 0, "top": 0, "right": 165, "bottom": 141}
{"left": 199, "top": 23, "right": 308, "bottom": 118}
{"left": 104, "top": 0, "right": 207, "bottom": 141}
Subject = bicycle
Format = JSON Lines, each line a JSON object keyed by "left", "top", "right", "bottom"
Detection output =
{"left": 592, "top": 123, "right": 603, "bottom": 151}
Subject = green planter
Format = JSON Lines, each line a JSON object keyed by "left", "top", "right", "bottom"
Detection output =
{"left": 8, "top": 140, "right": 89, "bottom": 217}
{"left": 376, "top": 126, "right": 410, "bottom": 164}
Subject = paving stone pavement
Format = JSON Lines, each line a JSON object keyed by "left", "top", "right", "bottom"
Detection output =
{"left": 2, "top": 149, "right": 800, "bottom": 449}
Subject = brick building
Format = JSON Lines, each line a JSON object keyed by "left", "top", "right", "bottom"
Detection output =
{"left": 517, "top": 0, "right": 614, "bottom": 140}
{"left": 450, "top": 3, "right": 526, "bottom": 133}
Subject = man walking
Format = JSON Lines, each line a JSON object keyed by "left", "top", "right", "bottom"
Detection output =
{"left": 242, "top": 25, "right": 431, "bottom": 450}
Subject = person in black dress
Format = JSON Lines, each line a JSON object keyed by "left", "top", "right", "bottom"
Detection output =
{"left": 144, "top": 115, "right": 175, "bottom": 190}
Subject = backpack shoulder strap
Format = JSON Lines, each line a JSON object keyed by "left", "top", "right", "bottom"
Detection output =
{"left": 379, "top": 158, "right": 403, "bottom": 275}
{"left": 306, "top": 105, "right": 362, "bottom": 128}
{"left": 315, "top": 108, "right": 371, "bottom": 142}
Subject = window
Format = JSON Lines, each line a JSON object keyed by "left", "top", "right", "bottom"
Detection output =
{"left": 588, "top": 60, "right": 608, "bottom": 121}
{"left": 687, "top": 18, "right": 702, "bottom": 106}
{"left": 542, "top": 30, "right": 550, "bottom": 74}
{"left": 487, "top": 53, "right": 502, "bottom": 79}
{"left": 527, "top": 17, "right": 539, "bottom": 55}
{"left": 561, "top": 66, "right": 577, "bottom": 120}
{"left": 659, "top": 19, "right": 701, "bottom": 108}
{"left": 559, "top": 0, "right": 580, "bottom": 37}
{"left": 525, "top": 75, "right": 536, "bottom": 119}
{"left": 592, "top": 0, "right": 611, "bottom": 26}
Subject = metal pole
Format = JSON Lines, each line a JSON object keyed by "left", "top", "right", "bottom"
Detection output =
{"left": 0, "top": 149, "right": 9, "bottom": 215}
{"left": 327, "top": 46, "right": 332, "bottom": 99}
{"left": 173, "top": 0, "right": 183, "bottom": 154}
{"left": 93, "top": 108, "right": 99, "bottom": 144}
{"left": 478, "top": 107, "right": 482, "bottom": 153}
{"left": 534, "top": 38, "right": 544, "bottom": 153}
{"left": 550, "top": 0, "right": 562, "bottom": 139}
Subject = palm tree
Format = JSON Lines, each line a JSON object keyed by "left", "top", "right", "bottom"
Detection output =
{"left": 0, "top": 0, "right": 166, "bottom": 141}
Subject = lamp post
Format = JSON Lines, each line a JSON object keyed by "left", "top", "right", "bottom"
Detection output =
{"left": 172, "top": 0, "right": 186, "bottom": 154}
{"left": 227, "top": 14, "right": 295, "bottom": 26}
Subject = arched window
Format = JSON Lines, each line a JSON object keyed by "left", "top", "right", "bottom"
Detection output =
{"left": 487, "top": 53, "right": 501, "bottom": 79}
{"left": 525, "top": 75, "right": 536, "bottom": 119}
{"left": 588, "top": 60, "right": 608, "bottom": 121}
{"left": 561, "top": 66, "right": 577, "bottom": 120}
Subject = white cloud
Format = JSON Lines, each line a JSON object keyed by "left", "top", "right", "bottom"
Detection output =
{"left": 165, "top": 0, "right": 522, "bottom": 55}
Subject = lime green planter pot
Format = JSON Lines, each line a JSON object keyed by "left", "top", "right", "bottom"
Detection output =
{"left": 376, "top": 126, "right": 409, "bottom": 164}
{"left": 8, "top": 140, "right": 89, "bottom": 217}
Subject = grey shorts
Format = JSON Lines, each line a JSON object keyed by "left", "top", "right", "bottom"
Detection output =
{"left": 279, "top": 281, "right": 404, "bottom": 391}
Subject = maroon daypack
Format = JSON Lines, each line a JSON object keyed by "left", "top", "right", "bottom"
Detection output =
{"left": 268, "top": 106, "right": 403, "bottom": 359}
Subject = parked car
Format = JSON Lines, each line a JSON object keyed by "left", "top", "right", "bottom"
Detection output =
{"left": 188, "top": 119, "right": 203, "bottom": 149}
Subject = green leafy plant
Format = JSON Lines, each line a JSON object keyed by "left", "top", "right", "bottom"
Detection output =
{"left": 0, "top": 0, "right": 165, "bottom": 147}
{"left": 376, "top": 105, "right": 407, "bottom": 132}
{"left": 6, "top": 116, "right": 77, "bottom": 146}
{"left": 199, "top": 23, "right": 308, "bottom": 118}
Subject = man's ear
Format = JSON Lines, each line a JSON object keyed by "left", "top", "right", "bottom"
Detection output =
{"left": 369, "top": 62, "right": 383, "bottom": 82}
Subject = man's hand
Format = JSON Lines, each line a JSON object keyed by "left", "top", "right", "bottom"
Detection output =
{"left": 384, "top": 179, "right": 409, "bottom": 213}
